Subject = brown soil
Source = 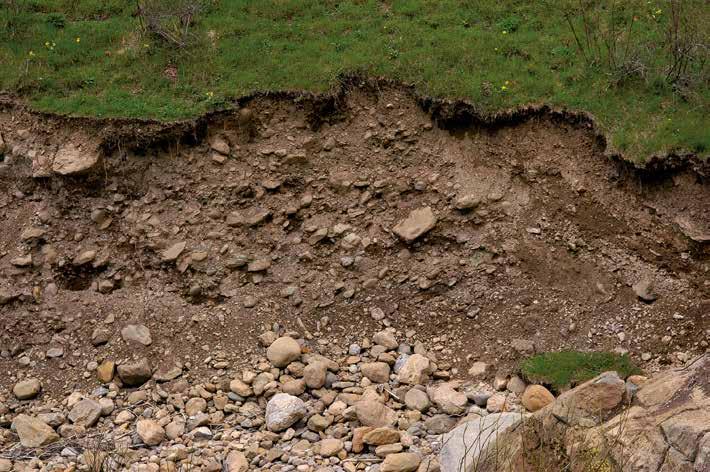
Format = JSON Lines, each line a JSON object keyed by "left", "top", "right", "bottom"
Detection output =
{"left": 1, "top": 80, "right": 709, "bottom": 400}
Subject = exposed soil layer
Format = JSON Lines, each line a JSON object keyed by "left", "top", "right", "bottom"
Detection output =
{"left": 0, "top": 81, "right": 709, "bottom": 398}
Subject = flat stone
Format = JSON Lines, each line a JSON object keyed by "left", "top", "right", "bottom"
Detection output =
{"left": 68, "top": 399, "right": 102, "bottom": 427}
{"left": 355, "top": 399, "right": 397, "bottom": 428}
{"left": 121, "top": 324, "right": 152, "bottom": 346}
{"left": 381, "top": 452, "right": 421, "bottom": 472}
{"left": 12, "top": 414, "right": 59, "bottom": 448}
{"left": 161, "top": 242, "right": 186, "bottom": 262}
{"left": 53, "top": 142, "right": 100, "bottom": 175}
{"left": 393, "top": 207, "right": 437, "bottom": 242}
{"left": 364, "top": 427, "right": 401, "bottom": 446}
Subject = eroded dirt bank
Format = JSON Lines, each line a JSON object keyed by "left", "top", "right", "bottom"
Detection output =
{"left": 0, "top": 81, "right": 709, "bottom": 399}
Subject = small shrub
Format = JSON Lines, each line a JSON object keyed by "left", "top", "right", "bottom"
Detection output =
{"left": 136, "top": 0, "right": 206, "bottom": 48}
{"left": 46, "top": 12, "right": 66, "bottom": 28}
{"left": 520, "top": 351, "right": 641, "bottom": 392}
{"left": 497, "top": 15, "right": 522, "bottom": 33}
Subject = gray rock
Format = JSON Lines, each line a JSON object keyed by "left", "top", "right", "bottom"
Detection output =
{"left": 424, "top": 414, "right": 457, "bottom": 434}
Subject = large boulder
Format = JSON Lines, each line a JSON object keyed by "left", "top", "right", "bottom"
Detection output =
{"left": 551, "top": 371, "right": 625, "bottom": 426}
{"left": 265, "top": 393, "right": 306, "bottom": 432}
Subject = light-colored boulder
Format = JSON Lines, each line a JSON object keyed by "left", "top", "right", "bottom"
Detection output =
{"left": 266, "top": 337, "right": 301, "bottom": 368}
{"left": 439, "top": 413, "right": 521, "bottom": 472}
{"left": 427, "top": 383, "right": 468, "bottom": 415}
{"left": 265, "top": 393, "right": 306, "bottom": 432}
{"left": 52, "top": 142, "right": 100, "bottom": 175}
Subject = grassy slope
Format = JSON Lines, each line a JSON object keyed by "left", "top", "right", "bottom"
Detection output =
{"left": 0, "top": 0, "right": 707, "bottom": 160}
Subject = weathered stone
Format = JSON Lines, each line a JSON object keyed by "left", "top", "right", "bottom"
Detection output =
{"left": 427, "top": 383, "right": 468, "bottom": 415}
{"left": 439, "top": 413, "right": 520, "bottom": 472}
{"left": 364, "top": 427, "right": 400, "bottom": 446}
{"left": 521, "top": 385, "right": 555, "bottom": 412}
{"left": 13, "top": 414, "right": 59, "bottom": 448}
{"left": 454, "top": 194, "right": 481, "bottom": 210}
{"left": 405, "top": 388, "right": 430, "bottom": 412}
{"left": 507, "top": 375, "right": 527, "bottom": 395}
{"left": 137, "top": 419, "right": 165, "bottom": 446}
{"left": 13, "top": 378, "right": 41, "bottom": 400}
{"left": 265, "top": 393, "right": 306, "bottom": 432}
{"left": 121, "top": 324, "right": 152, "bottom": 346}
{"left": 398, "top": 354, "right": 432, "bottom": 385}
{"left": 393, "top": 207, "right": 437, "bottom": 242}
{"left": 355, "top": 399, "right": 397, "bottom": 428}
{"left": 68, "top": 399, "right": 102, "bottom": 427}
{"left": 117, "top": 358, "right": 152, "bottom": 386}
{"left": 53, "top": 142, "right": 100, "bottom": 175}
{"left": 361, "top": 362, "right": 391, "bottom": 384}
{"left": 224, "top": 451, "right": 248, "bottom": 472}
{"left": 510, "top": 339, "right": 535, "bottom": 355}
{"left": 381, "top": 453, "right": 422, "bottom": 472}
{"left": 96, "top": 360, "right": 115, "bottom": 383}
{"left": 352, "top": 426, "right": 373, "bottom": 453}
{"left": 266, "top": 336, "right": 301, "bottom": 368}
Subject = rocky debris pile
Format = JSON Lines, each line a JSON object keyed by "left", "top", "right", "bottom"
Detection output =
{"left": 0, "top": 328, "right": 565, "bottom": 471}
{"left": 441, "top": 354, "right": 710, "bottom": 472}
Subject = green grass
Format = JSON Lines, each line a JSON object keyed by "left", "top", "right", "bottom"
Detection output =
{"left": 520, "top": 351, "right": 641, "bottom": 392}
{"left": 1, "top": 0, "right": 708, "bottom": 160}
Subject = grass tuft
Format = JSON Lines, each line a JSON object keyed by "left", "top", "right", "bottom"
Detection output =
{"left": 520, "top": 351, "right": 641, "bottom": 393}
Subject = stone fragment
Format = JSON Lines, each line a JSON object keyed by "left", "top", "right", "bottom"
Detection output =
{"left": 361, "top": 362, "right": 391, "bottom": 384}
{"left": 355, "top": 400, "right": 397, "bottom": 428}
{"left": 393, "top": 207, "right": 437, "bottom": 242}
{"left": 364, "top": 427, "right": 400, "bottom": 446}
{"left": 427, "top": 383, "right": 468, "bottom": 415}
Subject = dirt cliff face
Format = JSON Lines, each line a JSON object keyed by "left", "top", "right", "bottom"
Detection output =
{"left": 0, "top": 81, "right": 708, "bottom": 397}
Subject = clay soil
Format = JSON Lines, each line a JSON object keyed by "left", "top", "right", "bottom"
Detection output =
{"left": 1, "top": 82, "right": 709, "bottom": 399}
